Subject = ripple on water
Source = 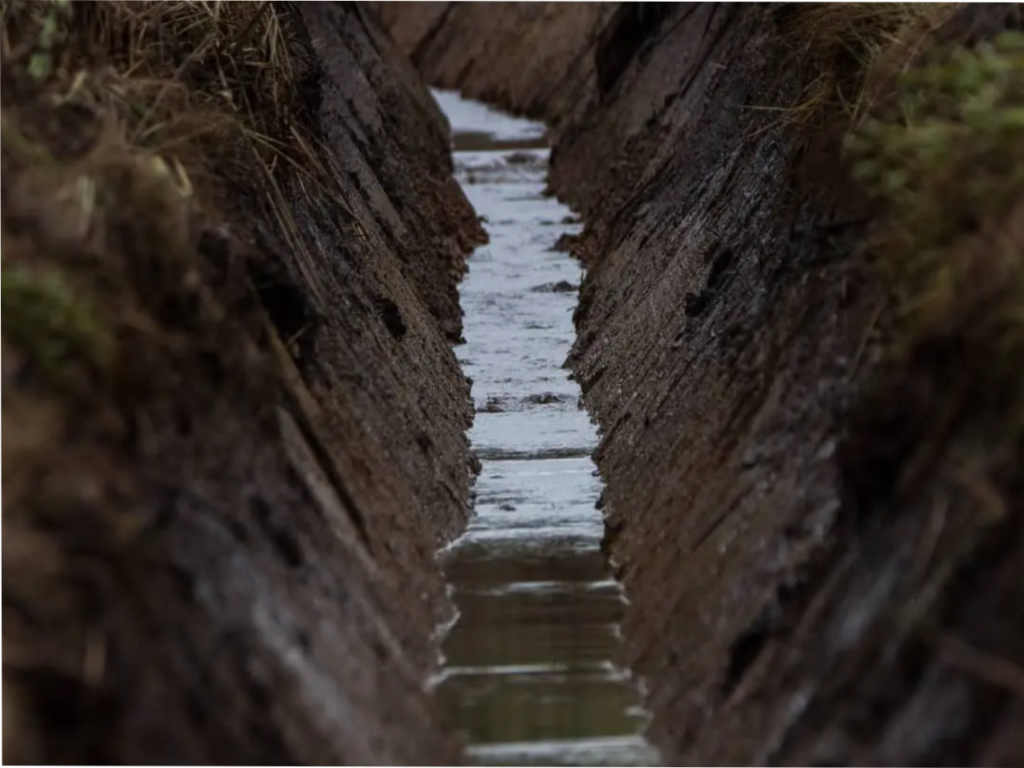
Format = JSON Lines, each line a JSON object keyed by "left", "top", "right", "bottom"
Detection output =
{"left": 430, "top": 89, "right": 660, "bottom": 767}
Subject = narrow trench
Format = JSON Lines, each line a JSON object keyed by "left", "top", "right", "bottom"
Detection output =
{"left": 428, "top": 90, "right": 660, "bottom": 767}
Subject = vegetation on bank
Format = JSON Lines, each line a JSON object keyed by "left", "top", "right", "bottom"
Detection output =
{"left": 774, "top": 3, "right": 1023, "bottom": 428}
{"left": 0, "top": 0, "right": 313, "bottom": 393}
{"left": 848, "top": 30, "right": 1024, "bottom": 427}
{"left": 2, "top": 264, "right": 115, "bottom": 389}
{"left": 1, "top": 2, "right": 328, "bottom": 761}
{"left": 772, "top": 3, "right": 946, "bottom": 126}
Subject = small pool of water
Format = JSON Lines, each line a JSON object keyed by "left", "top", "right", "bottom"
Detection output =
{"left": 430, "top": 89, "right": 659, "bottom": 767}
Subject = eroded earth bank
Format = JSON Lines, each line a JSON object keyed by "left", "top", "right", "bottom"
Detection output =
{"left": 4, "top": 4, "right": 482, "bottom": 763}
{"left": 5, "top": 1, "right": 1024, "bottom": 765}
{"left": 377, "top": 3, "right": 1024, "bottom": 765}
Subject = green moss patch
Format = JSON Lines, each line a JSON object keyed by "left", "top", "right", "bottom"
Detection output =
{"left": 848, "top": 30, "right": 1024, "bottom": 424}
{"left": 2, "top": 265, "right": 114, "bottom": 388}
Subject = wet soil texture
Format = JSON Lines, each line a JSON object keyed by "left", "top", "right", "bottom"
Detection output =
{"left": 430, "top": 90, "right": 659, "bottom": 767}
{"left": 2, "top": 6, "right": 481, "bottom": 763}
{"left": 379, "top": 5, "right": 1024, "bottom": 765}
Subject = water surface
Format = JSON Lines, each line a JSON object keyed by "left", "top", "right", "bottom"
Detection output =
{"left": 431, "top": 89, "right": 658, "bottom": 767}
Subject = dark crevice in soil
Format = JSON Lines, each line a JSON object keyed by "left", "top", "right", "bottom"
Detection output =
{"left": 595, "top": 4, "right": 674, "bottom": 99}
{"left": 248, "top": 255, "right": 320, "bottom": 359}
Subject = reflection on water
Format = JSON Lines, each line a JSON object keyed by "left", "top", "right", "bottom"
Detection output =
{"left": 431, "top": 89, "right": 659, "bottom": 767}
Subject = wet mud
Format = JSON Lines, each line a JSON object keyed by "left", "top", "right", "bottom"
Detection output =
{"left": 379, "top": 4, "right": 1024, "bottom": 766}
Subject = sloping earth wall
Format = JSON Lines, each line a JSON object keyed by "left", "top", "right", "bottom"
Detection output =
{"left": 368, "top": 1, "right": 618, "bottom": 130}
{"left": 376, "top": 3, "right": 1024, "bottom": 765}
{"left": 3, "top": 4, "right": 483, "bottom": 764}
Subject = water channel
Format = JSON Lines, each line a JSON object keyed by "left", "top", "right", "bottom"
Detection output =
{"left": 429, "top": 90, "right": 660, "bottom": 767}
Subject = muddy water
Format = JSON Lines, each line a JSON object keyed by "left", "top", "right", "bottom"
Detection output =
{"left": 429, "top": 90, "right": 659, "bottom": 767}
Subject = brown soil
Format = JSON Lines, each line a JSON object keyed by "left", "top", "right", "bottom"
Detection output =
{"left": 558, "top": 11, "right": 1024, "bottom": 762}
{"left": 368, "top": 2, "right": 617, "bottom": 130}
{"left": 3, "top": 3, "right": 482, "bottom": 764}
{"left": 381, "top": 3, "right": 1024, "bottom": 765}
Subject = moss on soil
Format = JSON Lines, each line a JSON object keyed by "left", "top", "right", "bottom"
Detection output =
{"left": 848, "top": 29, "right": 1024, "bottom": 429}
{"left": 771, "top": 4, "right": 1024, "bottom": 430}
{"left": 2, "top": 265, "right": 114, "bottom": 387}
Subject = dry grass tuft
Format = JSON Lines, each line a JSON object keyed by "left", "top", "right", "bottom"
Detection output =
{"left": 2, "top": 1, "right": 346, "bottom": 307}
{"left": 3, "top": 1, "right": 298, "bottom": 137}
{"left": 764, "top": 3, "right": 956, "bottom": 127}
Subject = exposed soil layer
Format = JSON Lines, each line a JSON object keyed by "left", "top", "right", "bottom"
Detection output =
{"left": 382, "top": 3, "right": 1024, "bottom": 765}
{"left": 3, "top": 4, "right": 483, "bottom": 764}
{"left": 369, "top": 2, "right": 617, "bottom": 130}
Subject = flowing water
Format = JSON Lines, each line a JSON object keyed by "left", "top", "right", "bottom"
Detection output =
{"left": 429, "top": 90, "right": 659, "bottom": 767}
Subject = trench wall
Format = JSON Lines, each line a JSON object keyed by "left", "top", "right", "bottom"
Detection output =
{"left": 377, "top": 3, "right": 1024, "bottom": 764}
{"left": 4, "top": 4, "right": 482, "bottom": 764}
{"left": 368, "top": 1, "right": 617, "bottom": 129}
